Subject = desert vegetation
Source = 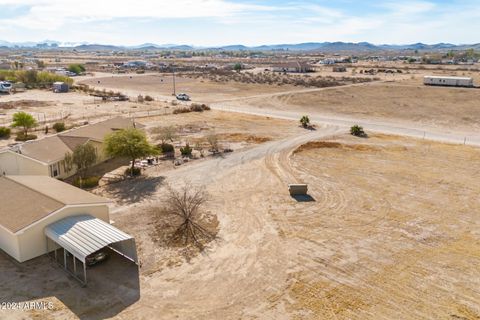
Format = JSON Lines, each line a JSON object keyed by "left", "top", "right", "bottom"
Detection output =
{"left": 0, "top": 70, "right": 73, "bottom": 88}
{"left": 183, "top": 70, "right": 374, "bottom": 88}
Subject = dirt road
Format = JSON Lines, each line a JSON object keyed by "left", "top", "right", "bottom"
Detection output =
{"left": 210, "top": 103, "right": 480, "bottom": 147}
{"left": 109, "top": 127, "right": 480, "bottom": 319}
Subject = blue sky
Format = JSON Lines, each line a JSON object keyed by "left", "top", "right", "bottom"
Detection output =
{"left": 0, "top": 0, "right": 478, "bottom": 46}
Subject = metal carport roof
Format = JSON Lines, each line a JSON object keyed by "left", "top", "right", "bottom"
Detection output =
{"left": 45, "top": 215, "right": 138, "bottom": 264}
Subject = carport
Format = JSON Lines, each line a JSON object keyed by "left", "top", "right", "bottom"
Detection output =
{"left": 45, "top": 215, "right": 138, "bottom": 285}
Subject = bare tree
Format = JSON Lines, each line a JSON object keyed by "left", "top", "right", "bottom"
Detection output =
{"left": 206, "top": 134, "right": 220, "bottom": 154}
{"left": 194, "top": 141, "right": 204, "bottom": 157}
{"left": 165, "top": 183, "right": 215, "bottom": 248}
{"left": 154, "top": 126, "right": 178, "bottom": 144}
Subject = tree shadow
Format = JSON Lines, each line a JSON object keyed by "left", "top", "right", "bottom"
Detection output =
{"left": 103, "top": 176, "right": 165, "bottom": 204}
{"left": 0, "top": 249, "right": 140, "bottom": 320}
{"left": 291, "top": 194, "right": 316, "bottom": 202}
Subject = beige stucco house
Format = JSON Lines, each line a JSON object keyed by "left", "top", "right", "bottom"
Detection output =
{"left": 0, "top": 117, "right": 143, "bottom": 179}
{"left": 0, "top": 175, "right": 110, "bottom": 263}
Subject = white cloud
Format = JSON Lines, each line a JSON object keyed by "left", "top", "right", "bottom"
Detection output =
{"left": 0, "top": 0, "right": 273, "bottom": 29}
{"left": 0, "top": 0, "right": 478, "bottom": 45}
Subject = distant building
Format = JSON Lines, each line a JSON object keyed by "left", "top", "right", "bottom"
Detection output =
{"left": 123, "top": 60, "right": 147, "bottom": 68}
{"left": 272, "top": 62, "right": 314, "bottom": 73}
{"left": 423, "top": 76, "right": 474, "bottom": 88}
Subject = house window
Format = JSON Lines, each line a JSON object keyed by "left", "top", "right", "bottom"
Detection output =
{"left": 50, "top": 163, "right": 60, "bottom": 177}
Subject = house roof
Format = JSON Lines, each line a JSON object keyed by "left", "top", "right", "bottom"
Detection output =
{"left": 61, "top": 116, "right": 145, "bottom": 142}
{"left": 0, "top": 176, "right": 109, "bottom": 233}
{"left": 20, "top": 135, "right": 77, "bottom": 163}
{"left": 18, "top": 117, "right": 143, "bottom": 164}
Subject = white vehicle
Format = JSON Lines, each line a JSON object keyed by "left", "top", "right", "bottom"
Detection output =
{"left": 176, "top": 93, "right": 190, "bottom": 101}
{"left": 424, "top": 76, "right": 474, "bottom": 88}
{"left": 0, "top": 81, "right": 12, "bottom": 93}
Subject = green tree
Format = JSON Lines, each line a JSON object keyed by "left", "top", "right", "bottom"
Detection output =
{"left": 300, "top": 115, "right": 310, "bottom": 128}
{"left": 11, "top": 112, "right": 37, "bottom": 136}
{"left": 350, "top": 124, "right": 366, "bottom": 137}
{"left": 53, "top": 122, "right": 66, "bottom": 133}
{"left": 68, "top": 64, "right": 86, "bottom": 75}
{"left": 234, "top": 63, "right": 242, "bottom": 72}
{"left": 72, "top": 143, "right": 98, "bottom": 179}
{"left": 104, "top": 128, "right": 159, "bottom": 176}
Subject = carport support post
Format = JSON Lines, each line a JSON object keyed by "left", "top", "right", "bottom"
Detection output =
{"left": 73, "top": 255, "right": 76, "bottom": 275}
{"left": 63, "top": 248, "right": 67, "bottom": 269}
{"left": 83, "top": 262, "right": 87, "bottom": 285}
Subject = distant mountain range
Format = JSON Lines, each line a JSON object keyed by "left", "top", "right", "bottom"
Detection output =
{"left": 1, "top": 40, "right": 479, "bottom": 52}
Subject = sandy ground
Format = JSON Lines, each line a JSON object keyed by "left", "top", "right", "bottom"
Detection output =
{"left": 1, "top": 64, "right": 479, "bottom": 319}
{"left": 2, "top": 125, "right": 480, "bottom": 319}
{"left": 217, "top": 81, "right": 480, "bottom": 132}
{"left": 79, "top": 73, "right": 301, "bottom": 103}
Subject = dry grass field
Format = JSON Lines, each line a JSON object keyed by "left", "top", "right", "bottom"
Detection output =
{"left": 223, "top": 81, "right": 480, "bottom": 132}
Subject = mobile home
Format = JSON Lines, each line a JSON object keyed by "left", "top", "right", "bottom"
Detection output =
{"left": 423, "top": 76, "right": 474, "bottom": 88}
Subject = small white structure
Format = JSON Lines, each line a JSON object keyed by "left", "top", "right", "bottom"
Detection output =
{"left": 53, "top": 81, "right": 69, "bottom": 93}
{"left": 424, "top": 76, "right": 474, "bottom": 88}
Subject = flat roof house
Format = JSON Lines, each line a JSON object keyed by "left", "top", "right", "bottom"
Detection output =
{"left": 0, "top": 175, "right": 137, "bottom": 284}
{"left": 0, "top": 117, "right": 143, "bottom": 179}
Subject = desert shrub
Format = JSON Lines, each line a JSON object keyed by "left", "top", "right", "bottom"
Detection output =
{"left": 52, "top": 122, "right": 66, "bottom": 133}
{"left": 15, "top": 133, "right": 37, "bottom": 141}
{"left": 180, "top": 144, "right": 193, "bottom": 156}
{"left": 201, "top": 104, "right": 211, "bottom": 110}
{"left": 73, "top": 176, "right": 100, "bottom": 189}
{"left": 68, "top": 64, "right": 86, "bottom": 75}
{"left": 144, "top": 95, "right": 154, "bottom": 101}
{"left": 350, "top": 125, "right": 366, "bottom": 137}
{"left": 0, "top": 70, "right": 73, "bottom": 87}
{"left": 0, "top": 127, "right": 11, "bottom": 138}
{"left": 300, "top": 115, "right": 310, "bottom": 128}
{"left": 173, "top": 107, "right": 191, "bottom": 114}
{"left": 160, "top": 143, "right": 174, "bottom": 153}
{"left": 125, "top": 167, "right": 141, "bottom": 176}
{"left": 137, "top": 95, "right": 144, "bottom": 103}
{"left": 190, "top": 103, "right": 204, "bottom": 112}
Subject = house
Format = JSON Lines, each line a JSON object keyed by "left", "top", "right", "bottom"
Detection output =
{"left": 0, "top": 175, "right": 110, "bottom": 262}
{"left": 0, "top": 175, "right": 137, "bottom": 284}
{"left": 0, "top": 117, "right": 143, "bottom": 179}
{"left": 272, "top": 62, "right": 314, "bottom": 73}
{"left": 53, "top": 81, "right": 69, "bottom": 93}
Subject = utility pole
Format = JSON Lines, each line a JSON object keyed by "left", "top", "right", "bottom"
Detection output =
{"left": 172, "top": 65, "right": 176, "bottom": 96}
